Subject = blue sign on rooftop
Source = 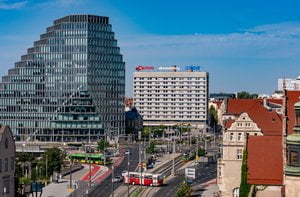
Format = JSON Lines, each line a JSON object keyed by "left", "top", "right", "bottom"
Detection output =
{"left": 185, "top": 66, "right": 201, "bottom": 71}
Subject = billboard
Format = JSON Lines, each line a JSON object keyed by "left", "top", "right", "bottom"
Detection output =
{"left": 185, "top": 66, "right": 201, "bottom": 71}
{"left": 158, "top": 65, "right": 180, "bottom": 71}
{"left": 136, "top": 66, "right": 155, "bottom": 71}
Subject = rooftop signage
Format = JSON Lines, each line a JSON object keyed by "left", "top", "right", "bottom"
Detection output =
{"left": 158, "top": 65, "right": 180, "bottom": 71}
{"left": 136, "top": 66, "right": 155, "bottom": 71}
{"left": 185, "top": 65, "right": 201, "bottom": 71}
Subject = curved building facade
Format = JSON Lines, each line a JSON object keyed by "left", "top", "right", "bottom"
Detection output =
{"left": 0, "top": 15, "right": 125, "bottom": 142}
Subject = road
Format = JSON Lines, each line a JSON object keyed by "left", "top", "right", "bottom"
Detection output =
{"left": 154, "top": 163, "right": 216, "bottom": 197}
{"left": 88, "top": 144, "right": 139, "bottom": 197}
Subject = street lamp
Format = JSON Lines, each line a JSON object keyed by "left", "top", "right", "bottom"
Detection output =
{"left": 127, "top": 149, "right": 130, "bottom": 197}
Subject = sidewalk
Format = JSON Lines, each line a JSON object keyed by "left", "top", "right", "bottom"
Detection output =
{"left": 192, "top": 178, "right": 220, "bottom": 197}
{"left": 42, "top": 179, "right": 73, "bottom": 197}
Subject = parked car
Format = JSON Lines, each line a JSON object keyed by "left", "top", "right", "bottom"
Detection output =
{"left": 112, "top": 176, "right": 123, "bottom": 183}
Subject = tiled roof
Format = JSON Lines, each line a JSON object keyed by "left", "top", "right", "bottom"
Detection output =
{"left": 226, "top": 99, "right": 282, "bottom": 135}
{"left": 224, "top": 119, "right": 235, "bottom": 129}
{"left": 247, "top": 136, "right": 283, "bottom": 185}
{"left": 227, "top": 99, "right": 260, "bottom": 115}
{"left": 286, "top": 91, "right": 300, "bottom": 134}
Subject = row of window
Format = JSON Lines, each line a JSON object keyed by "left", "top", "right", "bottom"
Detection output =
{"left": 134, "top": 77, "right": 206, "bottom": 80}
{"left": 134, "top": 81, "right": 206, "bottom": 85}
{"left": 143, "top": 115, "right": 206, "bottom": 119}
{"left": 140, "top": 111, "right": 206, "bottom": 114}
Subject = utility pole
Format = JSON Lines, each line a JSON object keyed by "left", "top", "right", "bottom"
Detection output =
{"left": 45, "top": 155, "right": 48, "bottom": 179}
{"left": 196, "top": 135, "right": 199, "bottom": 163}
{"left": 172, "top": 139, "right": 175, "bottom": 176}
{"left": 112, "top": 165, "right": 114, "bottom": 197}
{"left": 127, "top": 150, "right": 130, "bottom": 197}
{"left": 139, "top": 143, "right": 142, "bottom": 188}
{"left": 70, "top": 159, "right": 73, "bottom": 192}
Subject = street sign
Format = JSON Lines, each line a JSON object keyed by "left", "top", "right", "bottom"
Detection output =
{"left": 185, "top": 167, "right": 196, "bottom": 179}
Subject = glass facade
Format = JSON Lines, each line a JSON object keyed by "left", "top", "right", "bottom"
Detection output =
{"left": 0, "top": 15, "right": 125, "bottom": 142}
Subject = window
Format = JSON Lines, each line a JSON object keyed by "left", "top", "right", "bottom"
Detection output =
{"left": 233, "top": 188, "right": 239, "bottom": 197}
{"left": 218, "top": 166, "right": 222, "bottom": 177}
{"left": 238, "top": 133, "right": 242, "bottom": 141}
{"left": 0, "top": 159, "right": 2, "bottom": 173}
{"left": 4, "top": 158, "right": 8, "bottom": 172}
{"left": 10, "top": 157, "right": 14, "bottom": 171}
{"left": 230, "top": 133, "right": 234, "bottom": 141}
{"left": 237, "top": 149, "right": 243, "bottom": 160}
{"left": 291, "top": 151, "right": 298, "bottom": 164}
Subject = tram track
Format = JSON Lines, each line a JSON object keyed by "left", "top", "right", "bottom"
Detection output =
{"left": 131, "top": 154, "right": 185, "bottom": 197}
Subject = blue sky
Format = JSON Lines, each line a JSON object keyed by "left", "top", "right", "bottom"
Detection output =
{"left": 0, "top": 0, "right": 300, "bottom": 96}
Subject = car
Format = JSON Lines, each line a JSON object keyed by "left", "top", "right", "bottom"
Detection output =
{"left": 112, "top": 176, "right": 123, "bottom": 183}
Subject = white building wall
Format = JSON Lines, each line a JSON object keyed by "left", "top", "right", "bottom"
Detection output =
{"left": 133, "top": 71, "right": 208, "bottom": 127}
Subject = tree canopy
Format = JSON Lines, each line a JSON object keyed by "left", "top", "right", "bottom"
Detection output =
{"left": 237, "top": 91, "right": 258, "bottom": 99}
{"left": 97, "top": 139, "right": 109, "bottom": 152}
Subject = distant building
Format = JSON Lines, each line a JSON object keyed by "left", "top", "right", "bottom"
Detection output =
{"left": 133, "top": 67, "right": 209, "bottom": 128}
{"left": 125, "top": 107, "right": 143, "bottom": 135}
{"left": 209, "top": 93, "right": 236, "bottom": 100}
{"left": 0, "top": 126, "right": 15, "bottom": 197}
{"left": 125, "top": 97, "right": 134, "bottom": 112}
{"left": 278, "top": 76, "right": 300, "bottom": 91}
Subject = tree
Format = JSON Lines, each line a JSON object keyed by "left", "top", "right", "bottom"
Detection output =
{"left": 237, "top": 91, "right": 258, "bottom": 99}
{"left": 146, "top": 140, "right": 155, "bottom": 154}
{"left": 41, "top": 147, "right": 65, "bottom": 177}
{"left": 142, "top": 127, "right": 152, "bottom": 137}
{"left": 198, "top": 147, "right": 206, "bottom": 157}
{"left": 209, "top": 105, "right": 218, "bottom": 123}
{"left": 176, "top": 181, "right": 192, "bottom": 197}
{"left": 97, "top": 139, "right": 109, "bottom": 152}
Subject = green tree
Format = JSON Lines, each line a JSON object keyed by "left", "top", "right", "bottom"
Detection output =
{"left": 176, "top": 181, "right": 192, "bottom": 197}
{"left": 198, "top": 147, "right": 206, "bottom": 157}
{"left": 97, "top": 139, "right": 109, "bottom": 152}
{"left": 239, "top": 150, "right": 251, "bottom": 197}
{"left": 237, "top": 91, "right": 258, "bottom": 99}
{"left": 146, "top": 140, "right": 155, "bottom": 154}
{"left": 41, "top": 147, "right": 65, "bottom": 177}
{"left": 142, "top": 127, "right": 152, "bottom": 137}
{"left": 209, "top": 105, "right": 218, "bottom": 123}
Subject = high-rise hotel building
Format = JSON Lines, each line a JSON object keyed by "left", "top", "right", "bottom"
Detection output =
{"left": 0, "top": 15, "right": 125, "bottom": 142}
{"left": 133, "top": 67, "right": 208, "bottom": 127}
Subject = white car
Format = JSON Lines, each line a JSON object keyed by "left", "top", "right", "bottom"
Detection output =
{"left": 112, "top": 176, "right": 123, "bottom": 183}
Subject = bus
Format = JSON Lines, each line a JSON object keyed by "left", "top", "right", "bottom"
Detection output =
{"left": 69, "top": 153, "right": 111, "bottom": 165}
{"left": 123, "top": 171, "right": 164, "bottom": 186}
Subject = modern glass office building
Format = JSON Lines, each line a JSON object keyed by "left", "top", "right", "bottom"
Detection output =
{"left": 0, "top": 15, "right": 125, "bottom": 142}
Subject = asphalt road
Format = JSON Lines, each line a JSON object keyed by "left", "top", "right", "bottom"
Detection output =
{"left": 88, "top": 144, "right": 139, "bottom": 197}
{"left": 155, "top": 160, "right": 217, "bottom": 197}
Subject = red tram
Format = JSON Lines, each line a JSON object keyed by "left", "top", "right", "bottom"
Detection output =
{"left": 122, "top": 171, "right": 164, "bottom": 186}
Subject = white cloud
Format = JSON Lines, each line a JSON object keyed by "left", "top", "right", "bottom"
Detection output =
{"left": 118, "top": 22, "right": 300, "bottom": 61}
{"left": 0, "top": 0, "right": 28, "bottom": 9}
{"left": 37, "top": 0, "right": 83, "bottom": 7}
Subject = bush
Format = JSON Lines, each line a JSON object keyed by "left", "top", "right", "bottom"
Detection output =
{"left": 176, "top": 181, "right": 192, "bottom": 197}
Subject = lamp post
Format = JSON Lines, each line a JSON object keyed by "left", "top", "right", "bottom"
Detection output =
{"left": 127, "top": 149, "right": 130, "bottom": 197}
{"left": 112, "top": 165, "right": 114, "bottom": 197}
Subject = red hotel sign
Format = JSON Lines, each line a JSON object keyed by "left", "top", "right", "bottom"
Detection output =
{"left": 136, "top": 66, "right": 155, "bottom": 71}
